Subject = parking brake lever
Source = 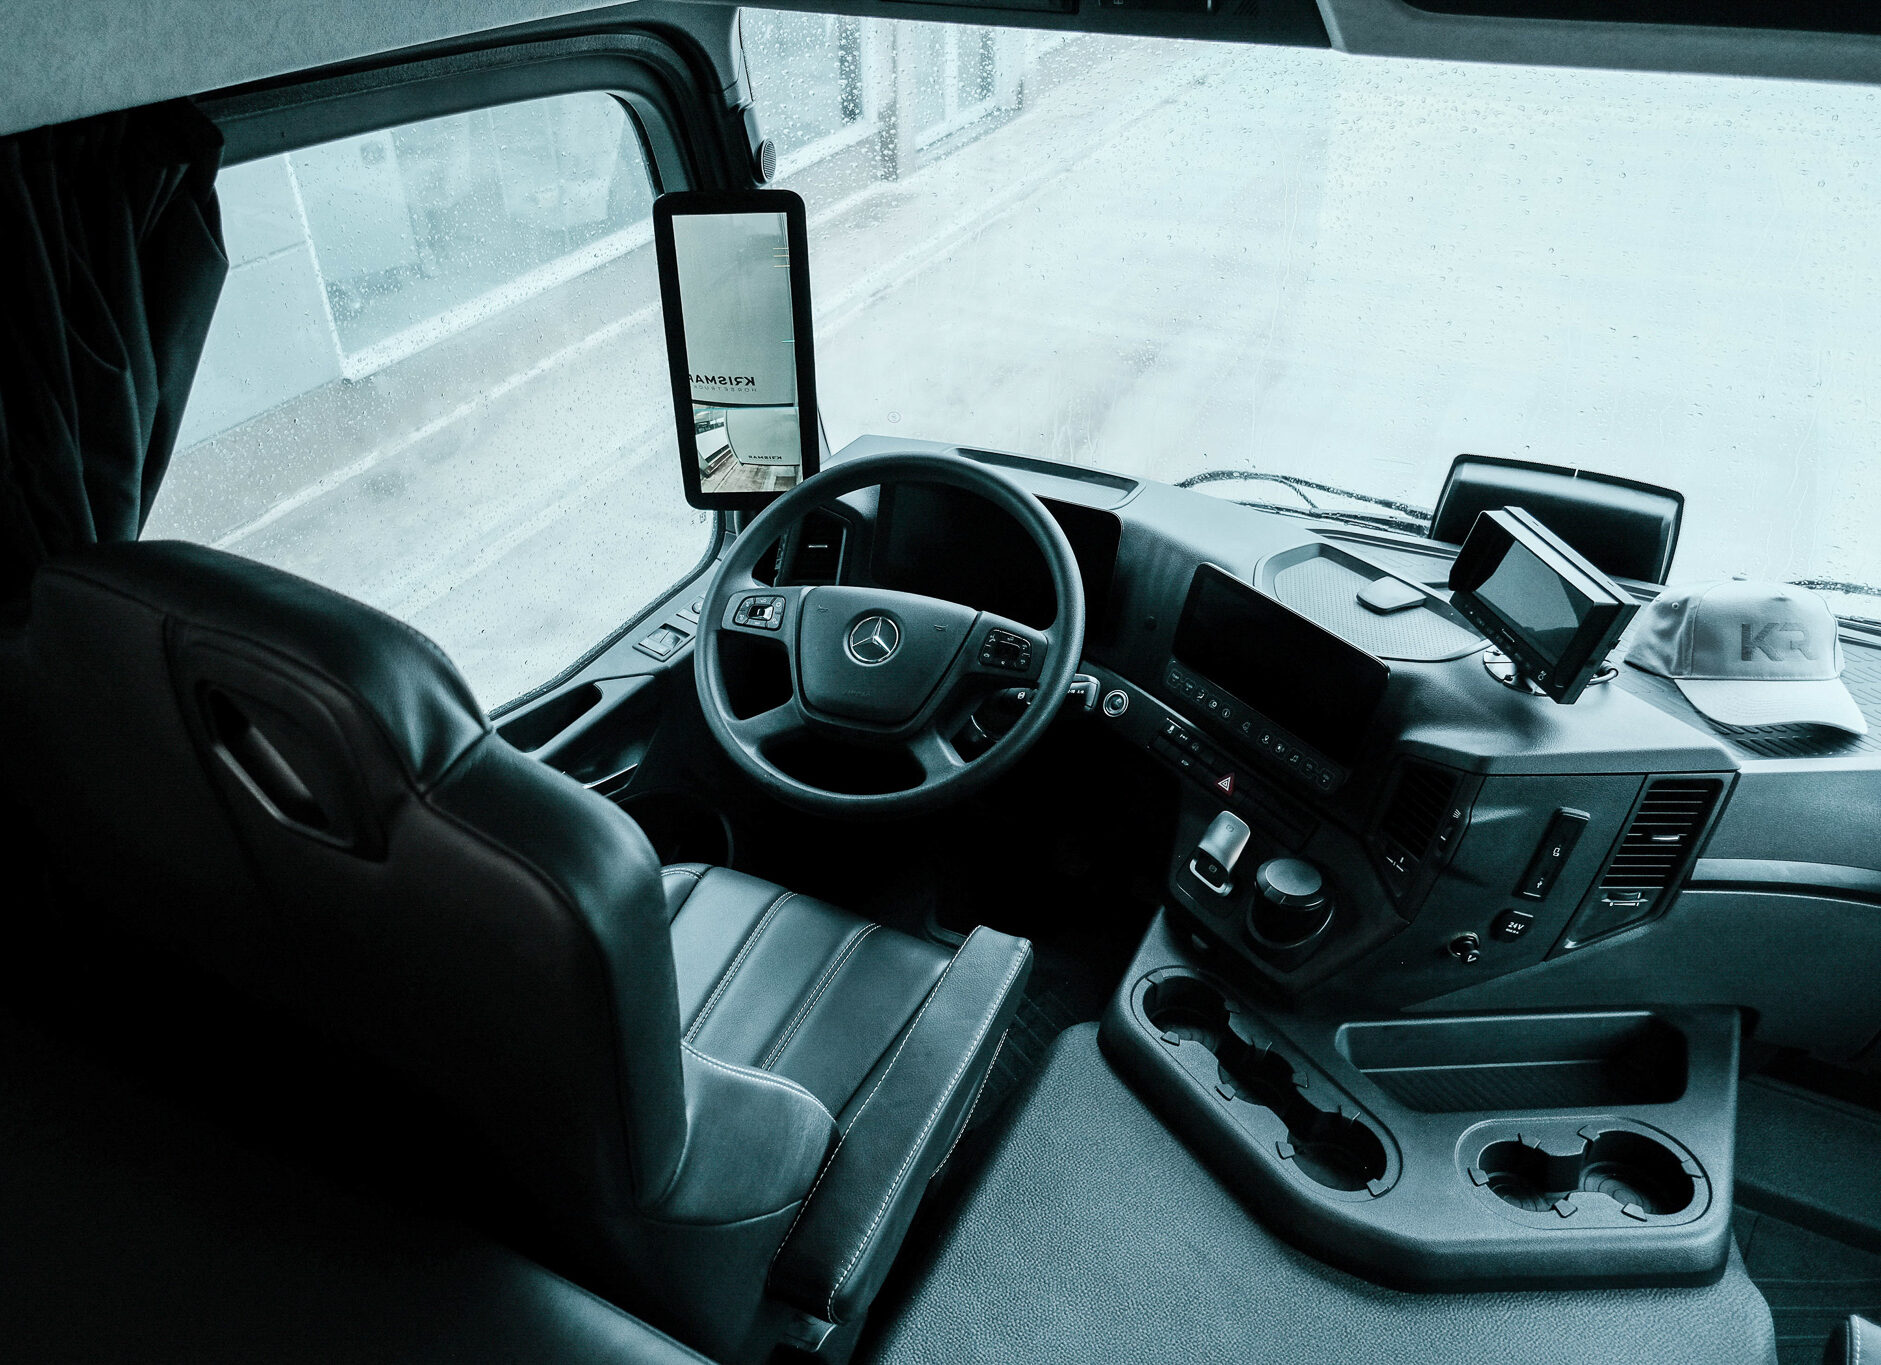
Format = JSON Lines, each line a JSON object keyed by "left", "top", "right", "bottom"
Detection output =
{"left": 1189, "top": 811, "right": 1252, "bottom": 897}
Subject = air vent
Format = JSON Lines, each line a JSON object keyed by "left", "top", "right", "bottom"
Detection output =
{"left": 786, "top": 511, "right": 846, "bottom": 583}
{"left": 1567, "top": 776, "right": 1724, "bottom": 947}
{"left": 1376, "top": 761, "right": 1464, "bottom": 893}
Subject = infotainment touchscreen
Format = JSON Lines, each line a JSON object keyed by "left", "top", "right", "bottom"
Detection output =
{"left": 1448, "top": 506, "right": 1638, "bottom": 704}
{"left": 1170, "top": 565, "right": 1389, "bottom": 786}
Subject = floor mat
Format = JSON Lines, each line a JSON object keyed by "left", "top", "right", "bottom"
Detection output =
{"left": 1735, "top": 1206, "right": 1881, "bottom": 1364}
{"left": 973, "top": 949, "right": 1112, "bottom": 1128}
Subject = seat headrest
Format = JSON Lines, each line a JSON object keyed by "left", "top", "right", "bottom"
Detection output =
{"left": 36, "top": 540, "right": 489, "bottom": 788}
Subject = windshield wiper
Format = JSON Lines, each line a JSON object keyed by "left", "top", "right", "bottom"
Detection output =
{"left": 1176, "top": 468, "right": 1432, "bottom": 537}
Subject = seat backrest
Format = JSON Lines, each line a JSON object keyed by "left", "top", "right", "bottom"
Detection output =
{"left": 4, "top": 541, "right": 690, "bottom": 1249}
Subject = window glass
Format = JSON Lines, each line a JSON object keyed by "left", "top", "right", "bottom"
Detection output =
{"left": 150, "top": 92, "right": 711, "bottom": 708}
{"left": 745, "top": 21, "right": 1881, "bottom": 614}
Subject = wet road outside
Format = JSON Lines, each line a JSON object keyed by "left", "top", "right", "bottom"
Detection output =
{"left": 149, "top": 30, "right": 1881, "bottom": 707}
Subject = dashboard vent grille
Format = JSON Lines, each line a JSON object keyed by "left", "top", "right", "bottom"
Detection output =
{"left": 1566, "top": 775, "right": 1725, "bottom": 948}
{"left": 1601, "top": 778, "right": 1722, "bottom": 892}
{"left": 1380, "top": 761, "right": 1457, "bottom": 863}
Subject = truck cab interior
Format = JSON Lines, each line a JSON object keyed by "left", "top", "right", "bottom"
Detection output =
{"left": 3, "top": 3, "right": 1880, "bottom": 1363}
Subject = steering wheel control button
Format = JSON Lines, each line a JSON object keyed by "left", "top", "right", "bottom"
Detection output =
{"left": 978, "top": 628, "right": 1033, "bottom": 671}
{"left": 1101, "top": 688, "right": 1129, "bottom": 717}
{"left": 1515, "top": 808, "right": 1590, "bottom": 900}
{"left": 732, "top": 594, "right": 787, "bottom": 631}
{"left": 1491, "top": 909, "right": 1536, "bottom": 942}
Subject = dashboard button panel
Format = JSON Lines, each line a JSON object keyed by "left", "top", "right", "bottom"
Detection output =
{"left": 1164, "top": 661, "right": 1344, "bottom": 793}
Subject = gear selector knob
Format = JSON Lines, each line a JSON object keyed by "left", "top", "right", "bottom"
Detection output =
{"left": 1248, "top": 857, "right": 1332, "bottom": 948}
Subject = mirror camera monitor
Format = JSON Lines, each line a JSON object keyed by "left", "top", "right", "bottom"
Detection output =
{"left": 654, "top": 190, "right": 820, "bottom": 511}
{"left": 1449, "top": 506, "right": 1640, "bottom": 705}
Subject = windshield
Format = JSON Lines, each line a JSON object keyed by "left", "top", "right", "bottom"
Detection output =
{"left": 745, "top": 18, "right": 1881, "bottom": 607}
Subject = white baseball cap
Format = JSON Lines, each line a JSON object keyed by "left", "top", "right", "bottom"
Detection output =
{"left": 1625, "top": 578, "right": 1867, "bottom": 734}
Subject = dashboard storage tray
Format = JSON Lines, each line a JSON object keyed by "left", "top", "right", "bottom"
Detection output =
{"left": 1336, "top": 1012, "right": 1688, "bottom": 1113}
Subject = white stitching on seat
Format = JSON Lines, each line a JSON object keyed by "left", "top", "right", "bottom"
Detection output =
{"left": 824, "top": 943, "right": 1028, "bottom": 1319}
{"left": 770, "top": 935, "right": 974, "bottom": 1268}
{"left": 680, "top": 1039, "right": 836, "bottom": 1128}
{"left": 685, "top": 888, "right": 794, "bottom": 1044}
{"left": 760, "top": 923, "right": 878, "bottom": 1072}
{"left": 932, "top": 1027, "right": 1008, "bottom": 1181}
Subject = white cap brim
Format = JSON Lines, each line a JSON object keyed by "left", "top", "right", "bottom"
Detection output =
{"left": 1674, "top": 676, "right": 1869, "bottom": 735}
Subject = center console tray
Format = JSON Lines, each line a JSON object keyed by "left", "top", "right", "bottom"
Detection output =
{"left": 1100, "top": 912, "right": 1739, "bottom": 1290}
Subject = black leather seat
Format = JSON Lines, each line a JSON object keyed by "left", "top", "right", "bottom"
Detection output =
{"left": 0, "top": 1012, "right": 712, "bottom": 1365}
{"left": 1827, "top": 1315, "right": 1881, "bottom": 1365}
{"left": 663, "top": 864, "right": 955, "bottom": 1123}
{"left": 0, "top": 541, "right": 1032, "bottom": 1364}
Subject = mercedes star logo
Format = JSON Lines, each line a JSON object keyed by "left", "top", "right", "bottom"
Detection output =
{"left": 846, "top": 614, "right": 901, "bottom": 665}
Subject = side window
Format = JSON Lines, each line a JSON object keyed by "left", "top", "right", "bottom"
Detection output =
{"left": 149, "top": 92, "right": 712, "bottom": 709}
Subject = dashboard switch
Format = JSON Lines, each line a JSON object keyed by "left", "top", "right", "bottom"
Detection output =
{"left": 1515, "top": 808, "right": 1589, "bottom": 900}
{"left": 1189, "top": 811, "right": 1252, "bottom": 897}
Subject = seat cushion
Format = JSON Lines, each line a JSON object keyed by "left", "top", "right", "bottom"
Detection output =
{"left": 664, "top": 864, "right": 952, "bottom": 1121}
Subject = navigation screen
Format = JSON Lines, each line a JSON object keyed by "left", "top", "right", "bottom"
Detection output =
{"left": 1173, "top": 566, "right": 1389, "bottom": 766}
{"left": 1473, "top": 538, "right": 1596, "bottom": 665}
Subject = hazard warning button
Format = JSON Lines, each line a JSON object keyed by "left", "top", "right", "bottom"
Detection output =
{"left": 1214, "top": 773, "right": 1236, "bottom": 797}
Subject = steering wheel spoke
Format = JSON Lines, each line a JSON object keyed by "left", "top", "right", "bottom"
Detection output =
{"left": 728, "top": 699, "right": 808, "bottom": 751}
{"left": 909, "top": 725, "right": 970, "bottom": 781}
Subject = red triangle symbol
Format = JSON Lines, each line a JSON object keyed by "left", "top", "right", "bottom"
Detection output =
{"left": 1215, "top": 773, "right": 1235, "bottom": 796}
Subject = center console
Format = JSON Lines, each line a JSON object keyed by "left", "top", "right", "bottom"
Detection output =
{"left": 1100, "top": 912, "right": 1740, "bottom": 1289}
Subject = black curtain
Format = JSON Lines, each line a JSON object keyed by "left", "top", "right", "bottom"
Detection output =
{"left": 0, "top": 101, "right": 227, "bottom": 610}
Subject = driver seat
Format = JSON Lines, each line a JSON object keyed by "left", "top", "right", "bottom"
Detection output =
{"left": 1, "top": 541, "right": 1032, "bottom": 1364}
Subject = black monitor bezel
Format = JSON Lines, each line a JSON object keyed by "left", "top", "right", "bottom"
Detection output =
{"left": 1448, "top": 506, "right": 1638, "bottom": 704}
{"left": 1172, "top": 563, "right": 1391, "bottom": 771}
{"left": 654, "top": 189, "right": 821, "bottom": 512}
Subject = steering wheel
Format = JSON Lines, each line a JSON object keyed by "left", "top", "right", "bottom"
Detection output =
{"left": 694, "top": 451, "right": 1086, "bottom": 817}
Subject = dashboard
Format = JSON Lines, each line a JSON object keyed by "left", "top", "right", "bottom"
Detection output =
{"left": 640, "top": 436, "right": 1881, "bottom": 1063}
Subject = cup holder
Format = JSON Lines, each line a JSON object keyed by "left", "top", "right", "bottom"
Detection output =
{"left": 1217, "top": 1040, "right": 1388, "bottom": 1192}
{"left": 1140, "top": 974, "right": 1388, "bottom": 1194}
{"left": 1476, "top": 1129, "right": 1696, "bottom": 1218}
{"left": 1142, "top": 976, "right": 1232, "bottom": 1051}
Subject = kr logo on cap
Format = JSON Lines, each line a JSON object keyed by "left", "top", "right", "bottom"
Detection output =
{"left": 1740, "top": 622, "right": 1815, "bottom": 663}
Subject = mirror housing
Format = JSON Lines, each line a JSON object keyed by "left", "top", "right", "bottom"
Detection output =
{"left": 655, "top": 189, "right": 821, "bottom": 511}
